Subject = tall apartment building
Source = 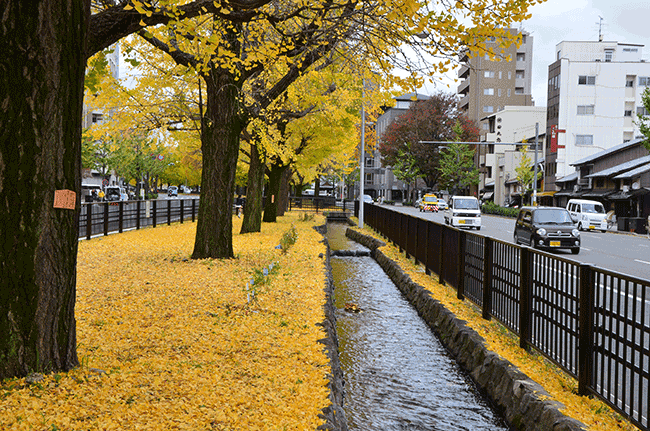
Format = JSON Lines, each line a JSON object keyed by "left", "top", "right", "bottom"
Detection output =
{"left": 457, "top": 29, "right": 534, "bottom": 133}
{"left": 545, "top": 40, "right": 650, "bottom": 191}
{"left": 457, "top": 29, "right": 535, "bottom": 195}
{"left": 82, "top": 43, "right": 120, "bottom": 129}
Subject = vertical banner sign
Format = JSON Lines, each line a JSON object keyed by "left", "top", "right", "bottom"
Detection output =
{"left": 53, "top": 190, "right": 76, "bottom": 209}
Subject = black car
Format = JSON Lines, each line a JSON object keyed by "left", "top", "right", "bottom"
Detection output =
{"left": 513, "top": 206, "right": 580, "bottom": 254}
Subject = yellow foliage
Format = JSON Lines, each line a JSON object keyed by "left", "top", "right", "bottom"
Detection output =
{"left": 350, "top": 222, "right": 637, "bottom": 431}
{"left": 0, "top": 213, "right": 331, "bottom": 430}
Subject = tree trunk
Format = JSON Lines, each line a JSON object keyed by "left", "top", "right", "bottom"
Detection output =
{"left": 191, "top": 63, "right": 243, "bottom": 259}
{"left": 277, "top": 167, "right": 291, "bottom": 217}
{"left": 262, "top": 161, "right": 288, "bottom": 223}
{"left": 0, "top": 1, "right": 88, "bottom": 379}
{"left": 240, "top": 143, "right": 264, "bottom": 234}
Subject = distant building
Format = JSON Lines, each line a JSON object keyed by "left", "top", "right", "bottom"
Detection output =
{"left": 480, "top": 106, "right": 546, "bottom": 205}
{"left": 545, "top": 40, "right": 650, "bottom": 191}
{"left": 457, "top": 28, "right": 535, "bottom": 195}
{"left": 370, "top": 93, "right": 430, "bottom": 202}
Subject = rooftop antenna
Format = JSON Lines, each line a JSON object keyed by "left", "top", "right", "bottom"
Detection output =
{"left": 598, "top": 16, "right": 604, "bottom": 41}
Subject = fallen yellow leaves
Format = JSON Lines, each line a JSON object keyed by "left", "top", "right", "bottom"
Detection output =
{"left": 0, "top": 213, "right": 331, "bottom": 430}
{"left": 351, "top": 222, "right": 637, "bottom": 431}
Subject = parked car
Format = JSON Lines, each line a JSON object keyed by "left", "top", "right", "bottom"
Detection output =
{"left": 566, "top": 199, "right": 607, "bottom": 232}
{"left": 362, "top": 194, "right": 374, "bottom": 204}
{"left": 81, "top": 183, "right": 102, "bottom": 202}
{"left": 513, "top": 206, "right": 580, "bottom": 254}
{"left": 168, "top": 186, "right": 179, "bottom": 197}
{"left": 444, "top": 196, "right": 481, "bottom": 229}
{"left": 436, "top": 198, "right": 448, "bottom": 210}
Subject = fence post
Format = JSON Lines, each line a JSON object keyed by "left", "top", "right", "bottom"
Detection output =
{"left": 167, "top": 200, "right": 172, "bottom": 225}
{"left": 118, "top": 202, "right": 124, "bottom": 233}
{"left": 103, "top": 203, "right": 109, "bottom": 236}
{"left": 180, "top": 199, "right": 185, "bottom": 224}
{"left": 519, "top": 246, "right": 532, "bottom": 349}
{"left": 457, "top": 229, "right": 465, "bottom": 300}
{"left": 424, "top": 221, "right": 431, "bottom": 276}
{"left": 482, "top": 236, "right": 493, "bottom": 320}
{"left": 86, "top": 203, "right": 92, "bottom": 240}
{"left": 153, "top": 200, "right": 157, "bottom": 228}
{"left": 136, "top": 200, "right": 141, "bottom": 230}
{"left": 192, "top": 198, "right": 196, "bottom": 222}
{"left": 578, "top": 263, "right": 594, "bottom": 396}
{"left": 438, "top": 225, "right": 445, "bottom": 286}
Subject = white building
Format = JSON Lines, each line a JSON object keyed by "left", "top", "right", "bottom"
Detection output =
{"left": 545, "top": 40, "right": 650, "bottom": 191}
{"left": 481, "top": 106, "right": 546, "bottom": 205}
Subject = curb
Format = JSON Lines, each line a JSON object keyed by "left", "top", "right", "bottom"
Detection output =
{"left": 345, "top": 227, "right": 587, "bottom": 431}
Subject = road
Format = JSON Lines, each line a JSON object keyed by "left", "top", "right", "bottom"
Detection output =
{"left": 383, "top": 204, "right": 650, "bottom": 282}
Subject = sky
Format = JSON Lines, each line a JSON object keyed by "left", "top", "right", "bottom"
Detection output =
{"left": 422, "top": 0, "right": 650, "bottom": 107}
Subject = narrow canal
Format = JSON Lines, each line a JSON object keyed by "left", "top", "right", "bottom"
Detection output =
{"left": 327, "top": 223, "right": 511, "bottom": 430}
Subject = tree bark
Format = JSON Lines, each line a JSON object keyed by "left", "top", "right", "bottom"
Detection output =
{"left": 240, "top": 143, "right": 264, "bottom": 234}
{"left": 191, "top": 62, "right": 244, "bottom": 258}
{"left": 0, "top": 0, "right": 87, "bottom": 378}
{"left": 262, "top": 161, "right": 288, "bottom": 223}
{"left": 277, "top": 167, "right": 292, "bottom": 217}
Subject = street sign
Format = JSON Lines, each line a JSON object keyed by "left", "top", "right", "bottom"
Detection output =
{"left": 102, "top": 178, "right": 109, "bottom": 186}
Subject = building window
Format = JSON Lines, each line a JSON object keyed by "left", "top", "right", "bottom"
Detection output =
{"left": 578, "top": 75, "right": 596, "bottom": 85}
{"left": 516, "top": 71, "right": 524, "bottom": 79}
{"left": 626, "top": 79, "right": 635, "bottom": 87}
{"left": 595, "top": 178, "right": 605, "bottom": 188}
{"left": 482, "top": 123, "right": 489, "bottom": 130}
{"left": 498, "top": 71, "right": 502, "bottom": 79}
{"left": 484, "top": 71, "right": 495, "bottom": 78}
{"left": 365, "top": 158, "right": 373, "bottom": 167}
{"left": 487, "top": 36, "right": 496, "bottom": 42}
{"left": 484, "top": 88, "right": 494, "bottom": 95}
{"left": 557, "top": 50, "right": 561, "bottom": 60}
{"left": 577, "top": 105, "right": 595, "bottom": 115}
{"left": 508, "top": 71, "right": 512, "bottom": 80}
{"left": 516, "top": 53, "right": 525, "bottom": 61}
{"left": 623, "top": 47, "right": 639, "bottom": 52}
{"left": 576, "top": 135, "right": 594, "bottom": 146}
{"left": 605, "top": 49, "right": 614, "bottom": 62}
{"left": 624, "top": 110, "right": 633, "bottom": 117}
{"left": 515, "top": 88, "right": 524, "bottom": 94}
{"left": 498, "top": 88, "right": 502, "bottom": 97}
{"left": 637, "top": 106, "right": 649, "bottom": 116}
{"left": 92, "top": 113, "right": 103, "bottom": 123}
{"left": 639, "top": 77, "right": 650, "bottom": 86}
{"left": 483, "top": 106, "right": 494, "bottom": 113}
{"left": 507, "top": 88, "right": 511, "bottom": 97}
{"left": 365, "top": 173, "right": 373, "bottom": 185}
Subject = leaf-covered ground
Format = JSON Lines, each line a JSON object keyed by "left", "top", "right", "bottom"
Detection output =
{"left": 0, "top": 213, "right": 330, "bottom": 430}
{"left": 349, "top": 223, "right": 638, "bottom": 431}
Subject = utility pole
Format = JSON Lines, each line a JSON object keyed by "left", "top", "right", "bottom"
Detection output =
{"left": 533, "top": 122, "right": 539, "bottom": 206}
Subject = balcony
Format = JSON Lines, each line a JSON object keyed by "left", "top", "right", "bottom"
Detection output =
{"left": 457, "top": 78, "right": 470, "bottom": 95}
{"left": 458, "top": 64, "right": 470, "bottom": 79}
{"left": 459, "top": 94, "right": 469, "bottom": 109}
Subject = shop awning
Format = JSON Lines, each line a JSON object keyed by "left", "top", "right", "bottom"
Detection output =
{"left": 536, "top": 191, "right": 557, "bottom": 197}
{"left": 580, "top": 189, "right": 615, "bottom": 198}
{"left": 554, "top": 189, "right": 573, "bottom": 197}
{"left": 482, "top": 192, "right": 494, "bottom": 200}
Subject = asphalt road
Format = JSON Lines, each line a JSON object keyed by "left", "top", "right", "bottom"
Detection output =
{"left": 382, "top": 204, "right": 650, "bottom": 282}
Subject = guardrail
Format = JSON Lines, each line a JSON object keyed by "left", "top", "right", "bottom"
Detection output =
{"left": 361, "top": 203, "right": 650, "bottom": 431}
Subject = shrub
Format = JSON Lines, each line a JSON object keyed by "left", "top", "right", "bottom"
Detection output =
{"left": 481, "top": 201, "right": 519, "bottom": 218}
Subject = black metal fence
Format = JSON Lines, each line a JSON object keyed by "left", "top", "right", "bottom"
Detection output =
{"left": 79, "top": 198, "right": 199, "bottom": 239}
{"left": 362, "top": 203, "right": 650, "bottom": 431}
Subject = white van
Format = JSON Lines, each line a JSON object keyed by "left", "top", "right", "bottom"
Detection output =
{"left": 444, "top": 196, "right": 481, "bottom": 230}
{"left": 566, "top": 199, "right": 607, "bottom": 232}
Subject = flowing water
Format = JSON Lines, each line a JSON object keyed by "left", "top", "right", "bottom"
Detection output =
{"left": 327, "top": 223, "right": 510, "bottom": 430}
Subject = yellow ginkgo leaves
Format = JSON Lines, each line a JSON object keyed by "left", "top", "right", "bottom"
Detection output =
{"left": 0, "top": 212, "right": 331, "bottom": 430}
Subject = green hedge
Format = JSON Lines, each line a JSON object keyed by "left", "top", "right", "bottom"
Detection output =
{"left": 481, "top": 201, "right": 519, "bottom": 218}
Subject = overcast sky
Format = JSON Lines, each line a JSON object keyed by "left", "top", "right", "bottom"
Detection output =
{"left": 420, "top": 0, "right": 650, "bottom": 107}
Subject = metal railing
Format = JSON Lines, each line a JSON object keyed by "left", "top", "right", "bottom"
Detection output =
{"left": 362, "top": 203, "right": 650, "bottom": 430}
{"left": 79, "top": 198, "right": 199, "bottom": 239}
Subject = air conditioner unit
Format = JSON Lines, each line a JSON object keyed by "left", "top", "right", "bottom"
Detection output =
{"left": 632, "top": 181, "right": 641, "bottom": 190}
{"left": 622, "top": 185, "right": 630, "bottom": 192}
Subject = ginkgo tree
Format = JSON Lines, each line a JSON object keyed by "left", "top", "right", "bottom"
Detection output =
{"left": 1, "top": 0, "right": 545, "bottom": 379}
